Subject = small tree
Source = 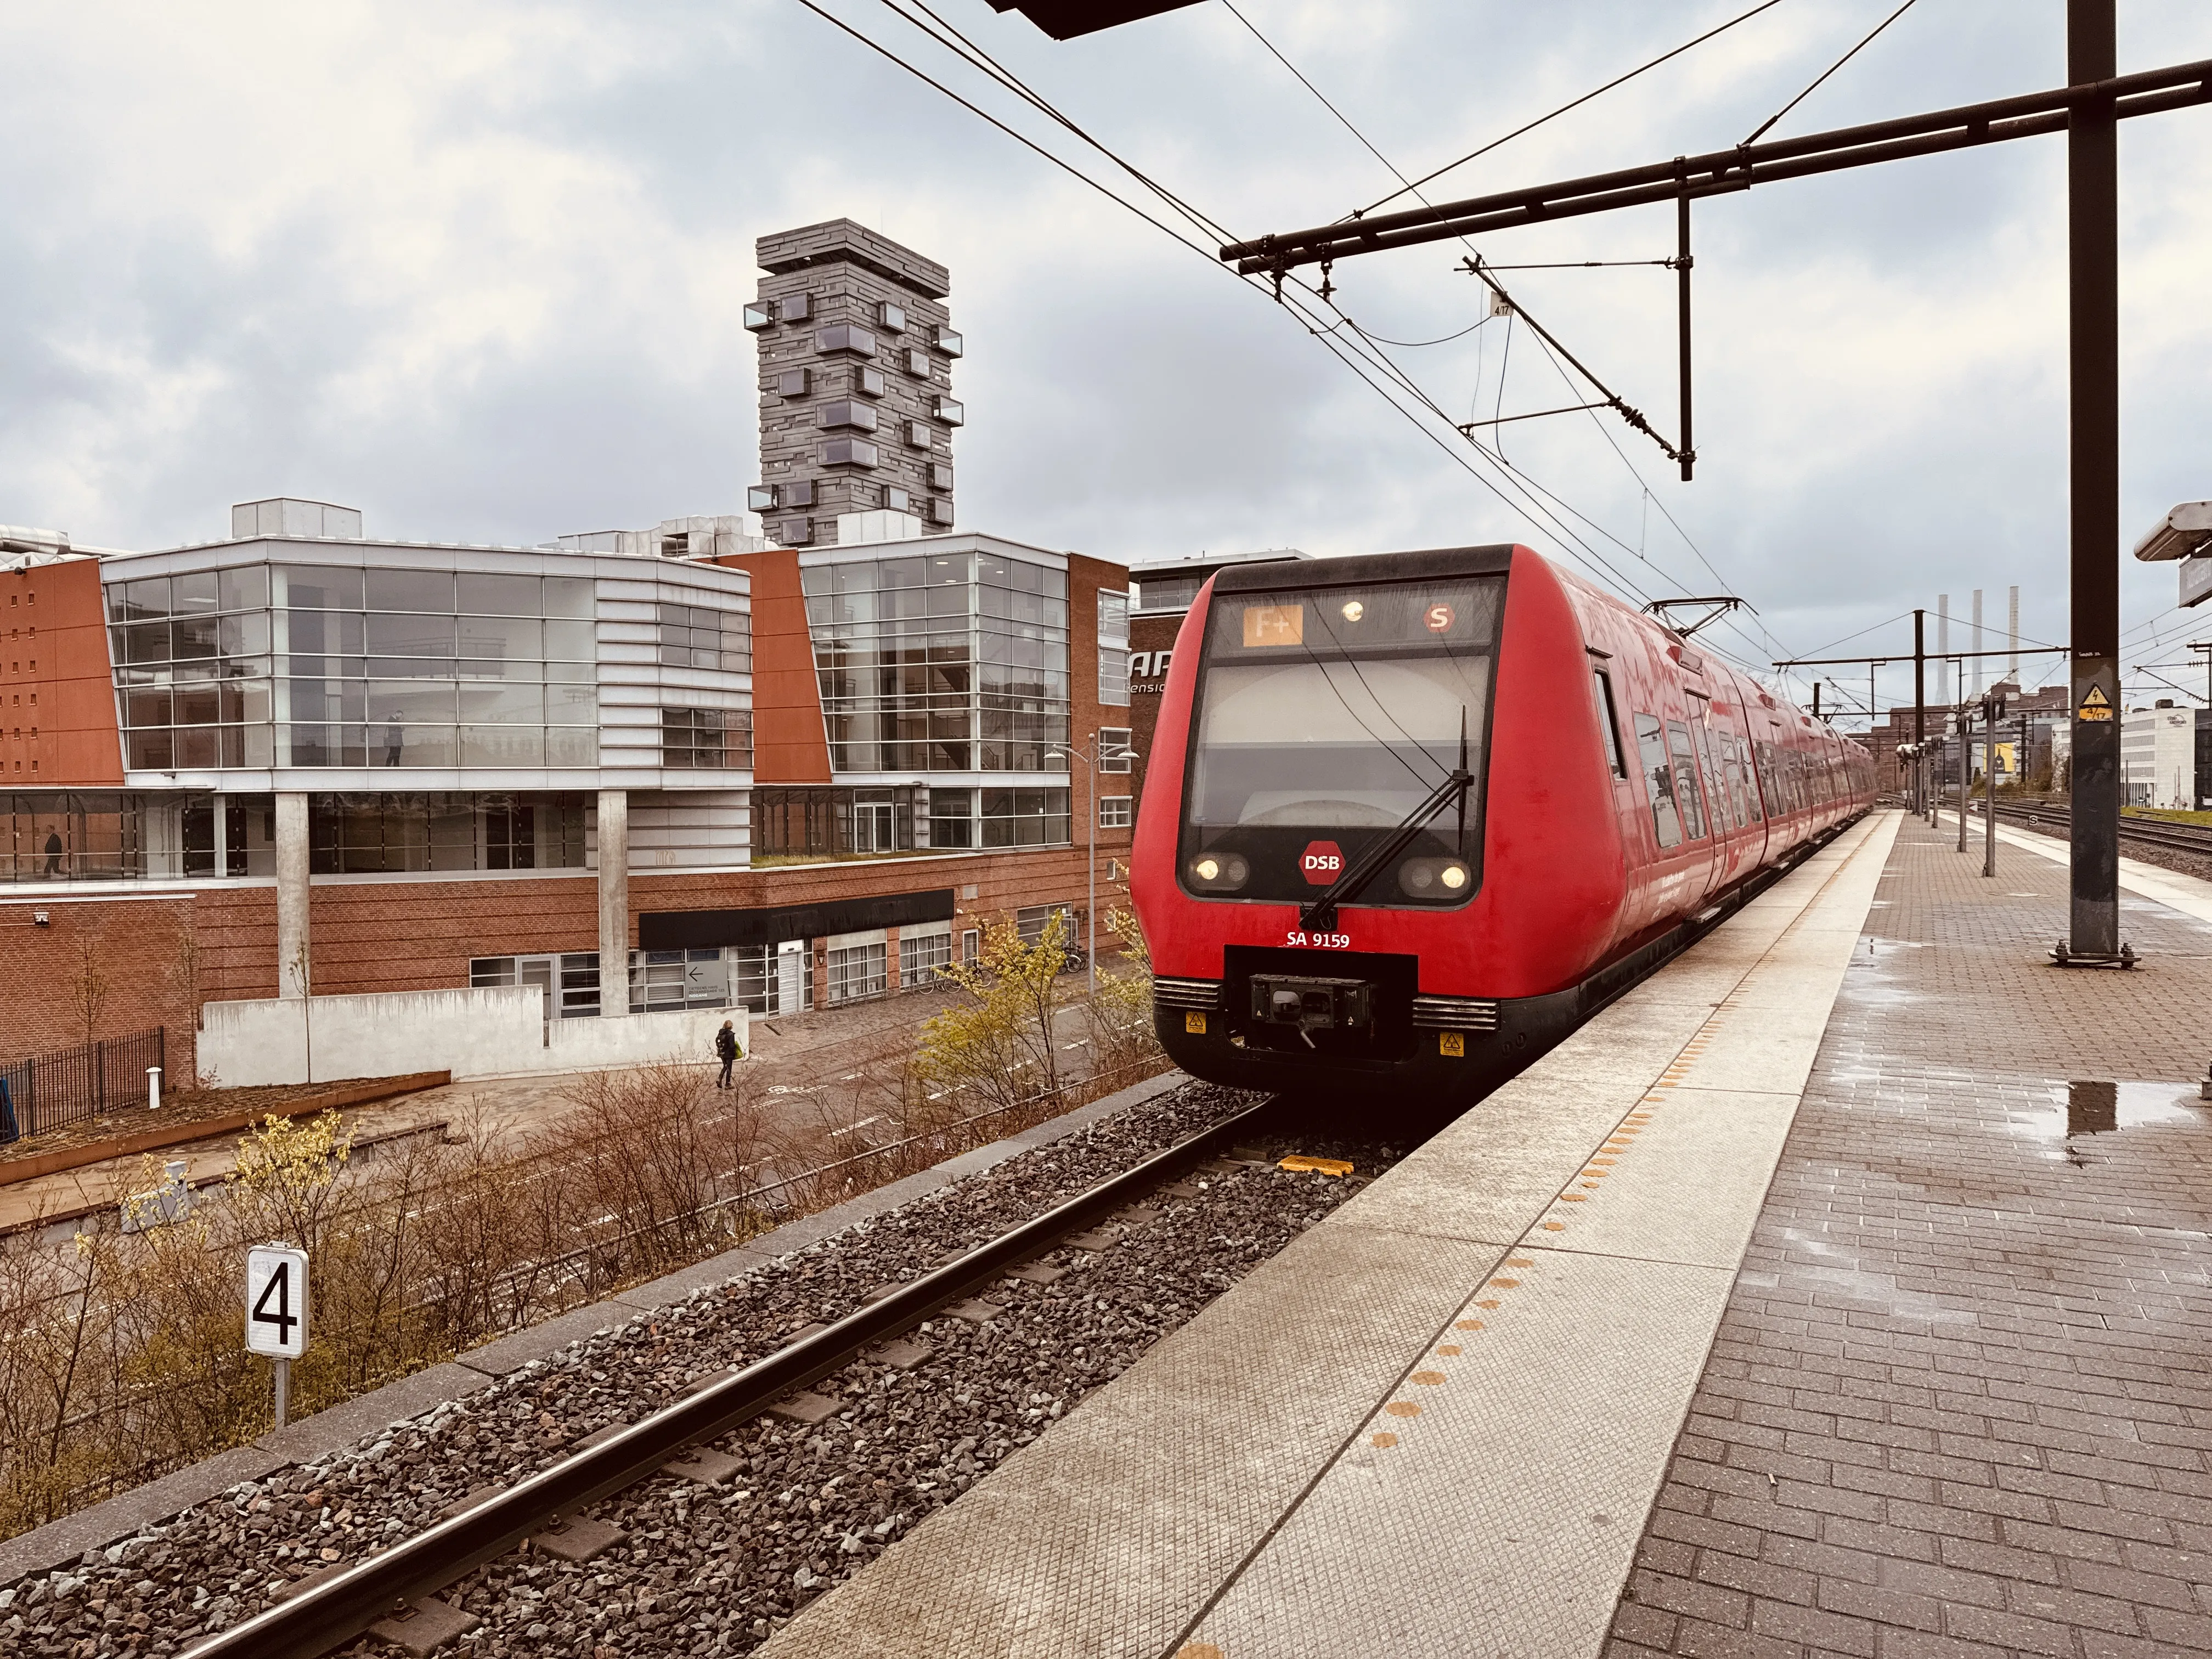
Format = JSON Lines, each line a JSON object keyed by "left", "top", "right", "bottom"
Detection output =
{"left": 73, "top": 924, "right": 109, "bottom": 1048}
{"left": 916, "top": 911, "right": 1072, "bottom": 1115}
{"left": 228, "top": 1110, "right": 351, "bottom": 1251}
{"left": 1086, "top": 899, "right": 1161, "bottom": 1073}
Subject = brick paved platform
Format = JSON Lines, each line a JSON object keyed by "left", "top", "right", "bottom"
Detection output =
{"left": 1609, "top": 812, "right": 2212, "bottom": 1659}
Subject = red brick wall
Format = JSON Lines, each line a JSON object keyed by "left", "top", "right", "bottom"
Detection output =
{"left": 1127, "top": 610, "right": 1189, "bottom": 817}
{"left": 1066, "top": 553, "right": 1136, "bottom": 867}
{"left": 3, "top": 557, "right": 123, "bottom": 787}
{"left": 0, "top": 844, "right": 1117, "bottom": 1052}
{"left": 0, "top": 894, "right": 197, "bottom": 1076}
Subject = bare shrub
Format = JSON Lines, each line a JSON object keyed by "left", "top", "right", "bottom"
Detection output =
{"left": 0, "top": 1008, "right": 1165, "bottom": 1543}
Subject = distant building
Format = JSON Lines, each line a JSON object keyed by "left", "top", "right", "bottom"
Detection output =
{"left": 2122, "top": 703, "right": 2197, "bottom": 809}
{"left": 747, "top": 221, "right": 961, "bottom": 548}
{"left": 1867, "top": 681, "right": 2068, "bottom": 791}
{"left": 1, "top": 496, "right": 1127, "bottom": 1081}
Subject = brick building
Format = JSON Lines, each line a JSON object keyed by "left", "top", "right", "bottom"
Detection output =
{"left": 0, "top": 499, "right": 1130, "bottom": 1082}
{"left": 1122, "top": 550, "right": 1306, "bottom": 816}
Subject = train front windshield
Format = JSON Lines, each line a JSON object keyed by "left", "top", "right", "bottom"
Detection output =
{"left": 1178, "top": 577, "right": 1504, "bottom": 907}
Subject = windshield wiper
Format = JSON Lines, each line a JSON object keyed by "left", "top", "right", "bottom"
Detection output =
{"left": 1300, "top": 708, "right": 1474, "bottom": 933}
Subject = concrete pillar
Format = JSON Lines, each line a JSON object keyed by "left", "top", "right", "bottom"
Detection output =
{"left": 597, "top": 788, "right": 629, "bottom": 1017}
{"left": 274, "top": 792, "right": 310, "bottom": 998}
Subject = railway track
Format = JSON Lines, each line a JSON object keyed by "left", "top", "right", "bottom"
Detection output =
{"left": 1977, "top": 799, "right": 2212, "bottom": 856}
{"left": 100, "top": 1083, "right": 1375, "bottom": 1659}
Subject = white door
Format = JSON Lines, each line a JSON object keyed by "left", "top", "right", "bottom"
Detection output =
{"left": 776, "top": 940, "right": 807, "bottom": 1014}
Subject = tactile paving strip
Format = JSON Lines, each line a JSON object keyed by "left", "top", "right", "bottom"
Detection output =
{"left": 1184, "top": 820, "right": 1898, "bottom": 1656}
{"left": 763, "top": 815, "right": 1900, "bottom": 1659}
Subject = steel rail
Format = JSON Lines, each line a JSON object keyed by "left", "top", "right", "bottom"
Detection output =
{"left": 1222, "top": 58, "right": 2212, "bottom": 273}
{"left": 182, "top": 1096, "right": 1274, "bottom": 1659}
{"left": 1982, "top": 799, "right": 2212, "bottom": 855}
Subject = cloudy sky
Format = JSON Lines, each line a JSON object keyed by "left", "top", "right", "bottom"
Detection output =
{"left": 3, "top": 1, "right": 2207, "bottom": 716}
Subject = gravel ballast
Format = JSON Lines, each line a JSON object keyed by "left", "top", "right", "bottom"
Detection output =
{"left": 2, "top": 1080, "right": 1400, "bottom": 1657}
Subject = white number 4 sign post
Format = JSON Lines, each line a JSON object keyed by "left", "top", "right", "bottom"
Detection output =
{"left": 245, "top": 1244, "right": 309, "bottom": 1427}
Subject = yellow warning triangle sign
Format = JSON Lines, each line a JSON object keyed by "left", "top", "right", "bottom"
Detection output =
{"left": 2080, "top": 686, "right": 2112, "bottom": 709}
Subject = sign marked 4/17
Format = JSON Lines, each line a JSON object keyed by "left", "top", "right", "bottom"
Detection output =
{"left": 246, "top": 1245, "right": 309, "bottom": 1360}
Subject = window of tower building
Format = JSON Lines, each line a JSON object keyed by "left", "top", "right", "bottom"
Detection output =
{"left": 3, "top": 792, "right": 155, "bottom": 882}
{"left": 1098, "top": 589, "right": 1130, "bottom": 706}
{"left": 662, "top": 708, "right": 752, "bottom": 770}
{"left": 657, "top": 603, "right": 752, "bottom": 673}
{"left": 309, "top": 792, "right": 589, "bottom": 874}
{"left": 752, "top": 785, "right": 919, "bottom": 859}
{"left": 980, "top": 788, "right": 1071, "bottom": 847}
{"left": 110, "top": 565, "right": 607, "bottom": 771}
{"left": 801, "top": 550, "right": 1070, "bottom": 775}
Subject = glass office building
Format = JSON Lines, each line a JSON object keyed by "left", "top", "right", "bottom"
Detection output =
{"left": 785, "top": 536, "right": 1074, "bottom": 852}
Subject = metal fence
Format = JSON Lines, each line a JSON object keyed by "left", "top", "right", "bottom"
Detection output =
{"left": 0, "top": 1027, "right": 168, "bottom": 1145}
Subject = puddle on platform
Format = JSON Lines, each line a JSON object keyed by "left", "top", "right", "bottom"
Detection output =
{"left": 2012, "top": 1079, "right": 2208, "bottom": 1161}
{"left": 1835, "top": 937, "right": 1935, "bottom": 1010}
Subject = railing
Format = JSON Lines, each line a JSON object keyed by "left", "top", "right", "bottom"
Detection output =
{"left": 0, "top": 1026, "right": 167, "bottom": 1145}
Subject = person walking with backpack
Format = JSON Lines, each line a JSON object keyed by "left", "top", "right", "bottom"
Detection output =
{"left": 714, "top": 1019, "right": 742, "bottom": 1089}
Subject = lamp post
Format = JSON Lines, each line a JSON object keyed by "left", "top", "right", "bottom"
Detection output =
{"left": 1047, "top": 732, "right": 1139, "bottom": 998}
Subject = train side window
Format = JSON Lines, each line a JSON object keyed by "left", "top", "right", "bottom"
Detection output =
{"left": 1754, "top": 738, "right": 1781, "bottom": 817}
{"left": 1717, "top": 735, "right": 1748, "bottom": 829}
{"left": 1592, "top": 669, "right": 1627, "bottom": 777}
{"left": 1696, "top": 721, "right": 1741, "bottom": 831}
{"left": 1634, "top": 714, "right": 1682, "bottom": 849}
{"left": 1666, "top": 720, "right": 1708, "bottom": 839}
{"left": 1737, "top": 736, "right": 1764, "bottom": 822}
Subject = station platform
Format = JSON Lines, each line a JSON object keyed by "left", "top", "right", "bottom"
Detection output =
{"left": 757, "top": 809, "right": 2212, "bottom": 1658}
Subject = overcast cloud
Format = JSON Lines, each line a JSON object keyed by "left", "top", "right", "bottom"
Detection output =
{"left": 2, "top": 1, "right": 2207, "bottom": 714}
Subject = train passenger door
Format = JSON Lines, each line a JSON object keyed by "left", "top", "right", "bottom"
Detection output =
{"left": 1685, "top": 697, "right": 1730, "bottom": 900}
{"left": 1667, "top": 713, "right": 1724, "bottom": 904}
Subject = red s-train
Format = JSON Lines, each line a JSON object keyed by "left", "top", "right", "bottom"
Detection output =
{"left": 1130, "top": 543, "right": 1875, "bottom": 1103}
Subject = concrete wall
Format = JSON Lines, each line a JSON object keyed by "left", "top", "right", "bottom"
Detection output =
{"left": 200, "top": 985, "right": 745, "bottom": 1086}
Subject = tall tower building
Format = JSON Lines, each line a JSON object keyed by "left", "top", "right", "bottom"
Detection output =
{"left": 746, "top": 220, "right": 961, "bottom": 548}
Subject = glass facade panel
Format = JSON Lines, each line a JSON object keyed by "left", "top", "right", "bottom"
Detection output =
{"left": 311, "top": 792, "right": 587, "bottom": 874}
{"left": 111, "top": 560, "right": 613, "bottom": 771}
{"left": 980, "top": 787, "right": 1071, "bottom": 848}
{"left": 801, "top": 550, "right": 1069, "bottom": 779}
{"left": 899, "top": 930, "right": 951, "bottom": 988}
{"left": 662, "top": 708, "right": 753, "bottom": 770}
{"left": 753, "top": 785, "right": 916, "bottom": 856}
{"left": 3, "top": 792, "right": 154, "bottom": 881}
{"left": 657, "top": 602, "right": 752, "bottom": 674}
{"left": 827, "top": 942, "right": 888, "bottom": 1005}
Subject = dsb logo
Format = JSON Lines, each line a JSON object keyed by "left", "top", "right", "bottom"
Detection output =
{"left": 1301, "top": 840, "right": 1344, "bottom": 885}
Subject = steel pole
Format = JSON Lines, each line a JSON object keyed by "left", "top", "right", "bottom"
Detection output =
{"left": 1677, "top": 190, "right": 1694, "bottom": 482}
{"left": 2067, "top": 0, "right": 2121, "bottom": 957}
{"left": 1914, "top": 608, "right": 1927, "bottom": 818}
{"left": 1958, "top": 700, "right": 1970, "bottom": 852}
{"left": 1984, "top": 700, "right": 1999, "bottom": 877}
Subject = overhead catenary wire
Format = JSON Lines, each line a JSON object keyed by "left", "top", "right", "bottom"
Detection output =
{"left": 1218, "top": 0, "right": 1415, "bottom": 198}
{"left": 800, "top": 0, "right": 1786, "bottom": 676}
{"left": 1740, "top": 0, "right": 1921, "bottom": 148}
{"left": 860, "top": 1, "right": 1697, "bottom": 616}
{"left": 1358, "top": 0, "right": 1792, "bottom": 217}
{"left": 1222, "top": 0, "right": 1694, "bottom": 473}
{"left": 1211, "top": 2, "right": 1788, "bottom": 657}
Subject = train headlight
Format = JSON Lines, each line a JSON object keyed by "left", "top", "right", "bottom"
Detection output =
{"left": 1341, "top": 600, "right": 1364, "bottom": 623}
{"left": 1398, "top": 858, "right": 1473, "bottom": 899}
{"left": 1188, "top": 853, "right": 1249, "bottom": 891}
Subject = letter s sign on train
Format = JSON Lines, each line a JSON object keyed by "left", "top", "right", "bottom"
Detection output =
{"left": 1300, "top": 840, "right": 1344, "bottom": 885}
